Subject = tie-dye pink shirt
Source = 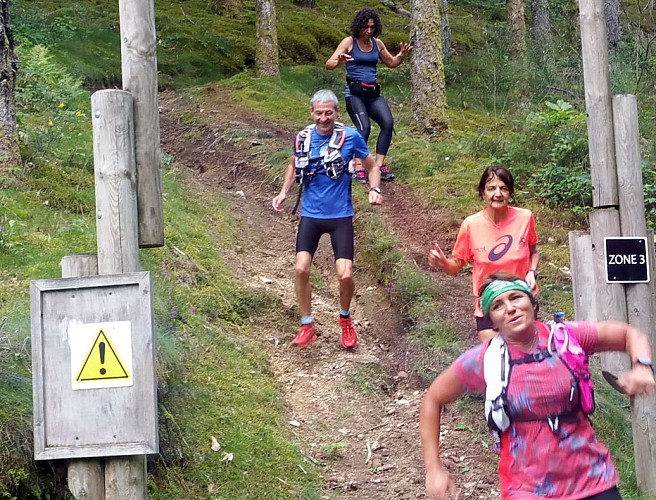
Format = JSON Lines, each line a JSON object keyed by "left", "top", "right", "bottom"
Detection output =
{"left": 453, "top": 321, "right": 619, "bottom": 499}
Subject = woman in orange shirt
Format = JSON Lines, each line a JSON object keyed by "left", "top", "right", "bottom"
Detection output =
{"left": 428, "top": 165, "right": 539, "bottom": 342}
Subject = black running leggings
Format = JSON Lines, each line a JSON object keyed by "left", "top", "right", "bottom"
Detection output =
{"left": 582, "top": 487, "right": 622, "bottom": 499}
{"left": 345, "top": 94, "right": 394, "bottom": 156}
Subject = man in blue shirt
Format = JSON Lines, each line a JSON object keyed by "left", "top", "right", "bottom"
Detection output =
{"left": 272, "top": 89, "right": 382, "bottom": 349}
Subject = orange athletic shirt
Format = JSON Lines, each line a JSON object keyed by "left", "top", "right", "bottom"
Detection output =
{"left": 452, "top": 206, "right": 538, "bottom": 317}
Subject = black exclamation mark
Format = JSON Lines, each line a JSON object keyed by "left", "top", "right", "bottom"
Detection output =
{"left": 99, "top": 342, "right": 106, "bottom": 375}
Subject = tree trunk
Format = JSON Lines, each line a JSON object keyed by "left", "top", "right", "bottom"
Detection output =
{"left": 0, "top": 0, "right": 19, "bottom": 172}
{"left": 410, "top": 0, "right": 448, "bottom": 135}
{"left": 255, "top": 0, "right": 280, "bottom": 77}
{"left": 531, "top": 0, "right": 552, "bottom": 63}
{"left": 507, "top": 0, "right": 527, "bottom": 59}
{"left": 605, "top": 0, "right": 621, "bottom": 49}
{"left": 294, "top": 0, "right": 315, "bottom": 7}
{"left": 441, "top": 0, "right": 451, "bottom": 63}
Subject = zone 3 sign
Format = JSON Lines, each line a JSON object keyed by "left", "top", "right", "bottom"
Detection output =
{"left": 604, "top": 237, "right": 650, "bottom": 283}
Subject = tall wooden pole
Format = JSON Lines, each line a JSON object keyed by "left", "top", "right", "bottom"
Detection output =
{"left": 580, "top": 0, "right": 618, "bottom": 207}
{"left": 613, "top": 94, "right": 656, "bottom": 493}
{"left": 91, "top": 89, "right": 147, "bottom": 500}
{"left": 119, "top": 0, "right": 163, "bottom": 248}
{"left": 579, "top": 0, "right": 629, "bottom": 377}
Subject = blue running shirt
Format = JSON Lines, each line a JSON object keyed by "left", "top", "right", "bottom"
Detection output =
{"left": 297, "top": 127, "right": 370, "bottom": 219}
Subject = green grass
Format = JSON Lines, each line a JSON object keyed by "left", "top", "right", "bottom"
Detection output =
{"left": 143, "top": 166, "right": 322, "bottom": 498}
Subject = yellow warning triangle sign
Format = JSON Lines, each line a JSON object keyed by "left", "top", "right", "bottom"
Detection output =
{"left": 76, "top": 329, "right": 130, "bottom": 382}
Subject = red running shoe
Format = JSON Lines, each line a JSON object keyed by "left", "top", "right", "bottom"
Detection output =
{"left": 339, "top": 316, "right": 358, "bottom": 349}
{"left": 290, "top": 323, "right": 317, "bottom": 348}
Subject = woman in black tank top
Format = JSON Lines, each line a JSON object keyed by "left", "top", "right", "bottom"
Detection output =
{"left": 326, "top": 8, "right": 412, "bottom": 183}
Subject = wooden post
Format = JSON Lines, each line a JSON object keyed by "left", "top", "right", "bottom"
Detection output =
{"left": 61, "top": 254, "right": 99, "bottom": 278}
{"left": 105, "top": 456, "right": 147, "bottom": 500}
{"left": 91, "top": 90, "right": 147, "bottom": 500}
{"left": 568, "top": 231, "right": 597, "bottom": 320}
{"left": 612, "top": 94, "right": 656, "bottom": 493}
{"left": 62, "top": 254, "right": 105, "bottom": 500}
{"left": 590, "top": 209, "right": 629, "bottom": 373}
{"left": 118, "top": 0, "right": 164, "bottom": 248}
{"left": 91, "top": 90, "right": 140, "bottom": 275}
{"left": 579, "top": 0, "right": 618, "bottom": 207}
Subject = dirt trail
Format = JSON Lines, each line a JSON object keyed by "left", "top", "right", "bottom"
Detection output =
{"left": 159, "top": 89, "right": 500, "bottom": 499}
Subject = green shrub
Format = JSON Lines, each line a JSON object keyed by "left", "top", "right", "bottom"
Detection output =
{"left": 500, "top": 100, "right": 590, "bottom": 210}
{"left": 15, "top": 44, "right": 93, "bottom": 173}
{"left": 642, "top": 162, "right": 656, "bottom": 230}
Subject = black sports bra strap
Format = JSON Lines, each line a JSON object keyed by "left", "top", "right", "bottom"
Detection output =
{"left": 510, "top": 349, "right": 552, "bottom": 366}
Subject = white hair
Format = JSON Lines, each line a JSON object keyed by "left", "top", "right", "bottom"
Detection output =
{"left": 310, "top": 89, "right": 339, "bottom": 109}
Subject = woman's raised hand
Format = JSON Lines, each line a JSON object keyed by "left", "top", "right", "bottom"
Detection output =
{"left": 398, "top": 42, "right": 413, "bottom": 58}
{"left": 428, "top": 243, "right": 447, "bottom": 270}
{"left": 337, "top": 52, "right": 353, "bottom": 64}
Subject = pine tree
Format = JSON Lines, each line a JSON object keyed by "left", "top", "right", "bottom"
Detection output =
{"left": 410, "top": 0, "right": 448, "bottom": 134}
{"left": 255, "top": 0, "right": 280, "bottom": 77}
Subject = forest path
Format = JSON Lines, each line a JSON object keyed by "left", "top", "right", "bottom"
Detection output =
{"left": 158, "top": 89, "right": 499, "bottom": 499}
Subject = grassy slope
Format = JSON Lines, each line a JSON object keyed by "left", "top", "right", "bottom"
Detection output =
{"left": 4, "top": 0, "right": 654, "bottom": 498}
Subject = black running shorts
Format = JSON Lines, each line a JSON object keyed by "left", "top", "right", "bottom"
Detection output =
{"left": 582, "top": 487, "right": 622, "bottom": 500}
{"left": 295, "top": 216, "right": 354, "bottom": 261}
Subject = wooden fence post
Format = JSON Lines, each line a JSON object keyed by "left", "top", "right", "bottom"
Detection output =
{"left": 92, "top": 90, "right": 140, "bottom": 275}
{"left": 119, "top": 0, "right": 164, "bottom": 248}
{"left": 91, "top": 89, "right": 148, "bottom": 500}
{"left": 568, "top": 231, "right": 597, "bottom": 320}
{"left": 613, "top": 94, "right": 656, "bottom": 493}
{"left": 61, "top": 254, "right": 105, "bottom": 500}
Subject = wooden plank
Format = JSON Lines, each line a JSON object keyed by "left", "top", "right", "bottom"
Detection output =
{"left": 91, "top": 90, "right": 140, "bottom": 275}
{"left": 579, "top": 0, "right": 618, "bottom": 207}
{"left": 119, "top": 0, "right": 164, "bottom": 248}
{"left": 568, "top": 231, "right": 597, "bottom": 320}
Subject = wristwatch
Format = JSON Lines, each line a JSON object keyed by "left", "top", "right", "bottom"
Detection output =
{"left": 369, "top": 187, "right": 382, "bottom": 194}
{"left": 635, "top": 356, "right": 654, "bottom": 371}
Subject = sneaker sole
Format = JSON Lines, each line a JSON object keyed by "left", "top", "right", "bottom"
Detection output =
{"left": 340, "top": 338, "right": 358, "bottom": 349}
{"left": 290, "top": 333, "right": 317, "bottom": 348}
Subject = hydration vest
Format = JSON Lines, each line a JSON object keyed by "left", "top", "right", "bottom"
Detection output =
{"left": 484, "top": 318, "right": 595, "bottom": 435}
{"left": 291, "top": 123, "right": 349, "bottom": 214}
{"left": 293, "top": 123, "right": 347, "bottom": 184}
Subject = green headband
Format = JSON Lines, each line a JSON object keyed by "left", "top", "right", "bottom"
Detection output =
{"left": 480, "top": 279, "right": 534, "bottom": 315}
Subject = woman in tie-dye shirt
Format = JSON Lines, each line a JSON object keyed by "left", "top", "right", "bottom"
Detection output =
{"left": 419, "top": 272, "right": 655, "bottom": 499}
